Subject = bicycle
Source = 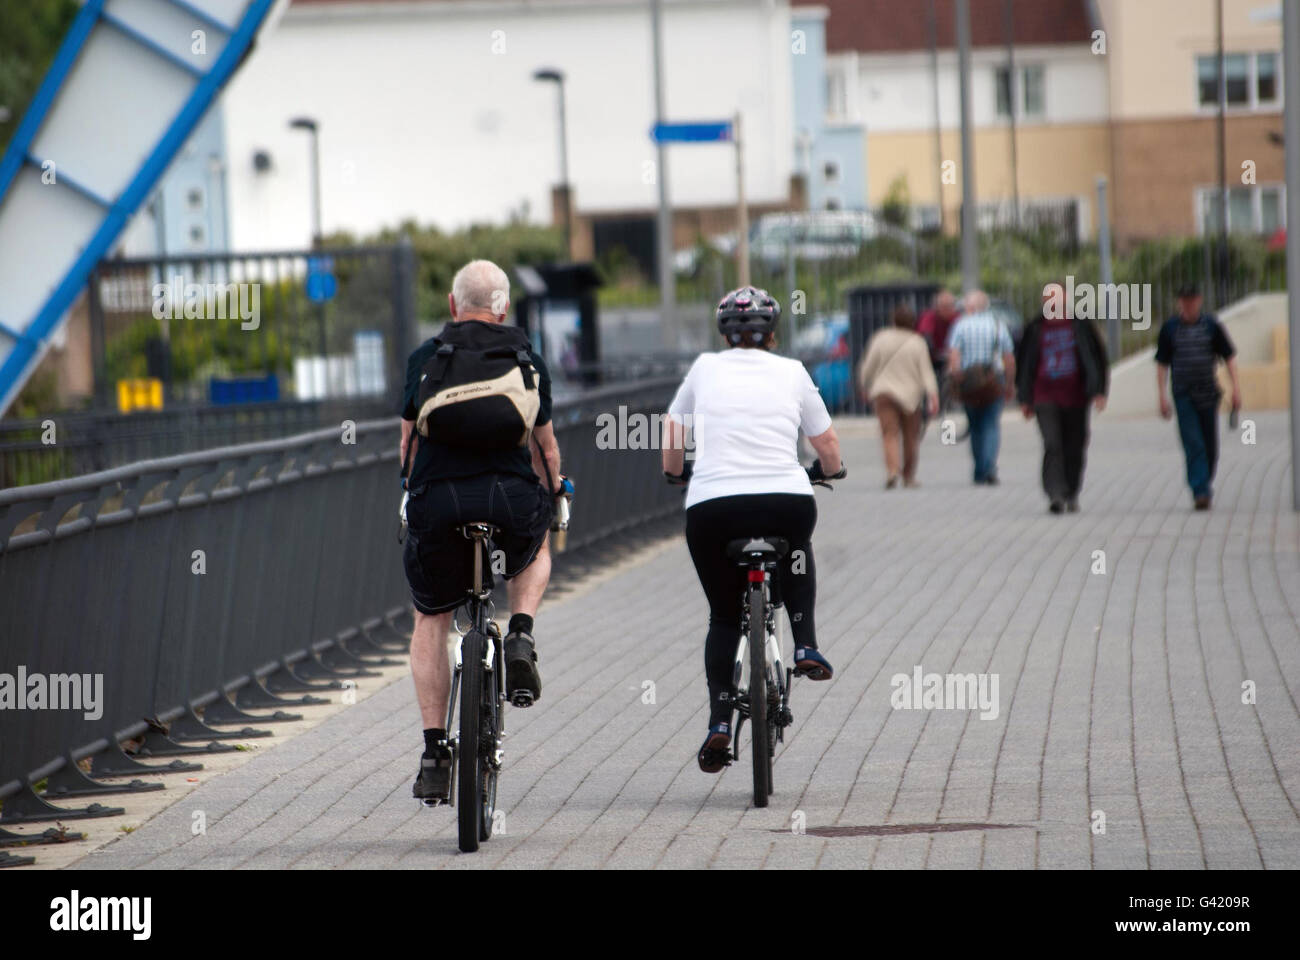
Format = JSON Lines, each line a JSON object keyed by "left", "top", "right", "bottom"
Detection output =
{"left": 426, "top": 477, "right": 573, "bottom": 853}
{"left": 667, "top": 462, "right": 841, "bottom": 807}
{"left": 427, "top": 522, "right": 508, "bottom": 854}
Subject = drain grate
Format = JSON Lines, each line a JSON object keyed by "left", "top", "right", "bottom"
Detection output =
{"left": 790, "top": 822, "right": 1028, "bottom": 838}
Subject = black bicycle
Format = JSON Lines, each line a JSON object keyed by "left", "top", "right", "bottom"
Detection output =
{"left": 431, "top": 522, "right": 509, "bottom": 853}
{"left": 668, "top": 463, "right": 841, "bottom": 807}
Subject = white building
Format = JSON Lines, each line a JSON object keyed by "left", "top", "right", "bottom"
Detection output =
{"left": 208, "top": 0, "right": 796, "bottom": 251}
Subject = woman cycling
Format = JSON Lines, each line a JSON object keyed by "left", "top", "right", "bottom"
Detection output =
{"left": 662, "top": 286, "right": 845, "bottom": 774}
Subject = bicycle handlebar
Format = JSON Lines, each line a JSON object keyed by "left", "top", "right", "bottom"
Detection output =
{"left": 664, "top": 462, "right": 846, "bottom": 490}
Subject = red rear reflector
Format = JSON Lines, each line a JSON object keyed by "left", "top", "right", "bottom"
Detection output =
{"left": 747, "top": 569, "right": 766, "bottom": 582}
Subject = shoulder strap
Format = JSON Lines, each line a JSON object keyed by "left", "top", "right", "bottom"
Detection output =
{"left": 530, "top": 430, "right": 557, "bottom": 495}
{"left": 423, "top": 342, "right": 455, "bottom": 389}
{"left": 401, "top": 432, "right": 414, "bottom": 484}
{"left": 876, "top": 332, "right": 912, "bottom": 377}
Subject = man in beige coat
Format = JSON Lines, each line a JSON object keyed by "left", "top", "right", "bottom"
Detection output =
{"left": 857, "top": 305, "right": 940, "bottom": 488}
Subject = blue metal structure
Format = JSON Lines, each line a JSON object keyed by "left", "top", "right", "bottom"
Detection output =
{"left": 0, "top": 0, "right": 278, "bottom": 415}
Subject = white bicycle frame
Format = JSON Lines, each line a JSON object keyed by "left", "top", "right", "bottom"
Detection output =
{"left": 733, "top": 588, "right": 786, "bottom": 703}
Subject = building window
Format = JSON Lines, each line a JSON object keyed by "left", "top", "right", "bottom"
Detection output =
{"left": 1198, "top": 185, "right": 1287, "bottom": 234}
{"left": 187, "top": 187, "right": 204, "bottom": 210}
{"left": 189, "top": 224, "right": 206, "bottom": 247}
{"left": 1260, "top": 186, "right": 1284, "bottom": 233}
{"left": 1022, "top": 66, "right": 1045, "bottom": 116}
{"left": 823, "top": 160, "right": 840, "bottom": 183}
{"left": 1257, "top": 53, "right": 1278, "bottom": 104}
{"left": 1197, "top": 52, "right": 1280, "bottom": 109}
{"left": 826, "top": 69, "right": 848, "bottom": 122}
{"left": 995, "top": 65, "right": 1045, "bottom": 119}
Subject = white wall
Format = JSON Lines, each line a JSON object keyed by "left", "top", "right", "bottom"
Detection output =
{"left": 838, "top": 44, "right": 1108, "bottom": 133}
{"left": 218, "top": 0, "right": 794, "bottom": 251}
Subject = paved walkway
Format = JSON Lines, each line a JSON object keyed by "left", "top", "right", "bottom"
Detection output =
{"left": 73, "top": 411, "right": 1300, "bottom": 869}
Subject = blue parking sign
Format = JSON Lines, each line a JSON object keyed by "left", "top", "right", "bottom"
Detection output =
{"left": 306, "top": 256, "right": 336, "bottom": 302}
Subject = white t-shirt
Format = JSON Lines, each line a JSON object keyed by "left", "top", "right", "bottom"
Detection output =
{"left": 667, "top": 348, "right": 833, "bottom": 509}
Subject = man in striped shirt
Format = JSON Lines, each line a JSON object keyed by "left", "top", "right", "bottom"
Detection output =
{"left": 947, "top": 290, "right": 1016, "bottom": 485}
{"left": 1155, "top": 284, "right": 1240, "bottom": 510}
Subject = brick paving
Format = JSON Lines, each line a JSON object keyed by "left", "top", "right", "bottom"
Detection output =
{"left": 71, "top": 411, "right": 1300, "bottom": 869}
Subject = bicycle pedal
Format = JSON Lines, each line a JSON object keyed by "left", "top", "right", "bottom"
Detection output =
{"left": 509, "top": 690, "right": 535, "bottom": 708}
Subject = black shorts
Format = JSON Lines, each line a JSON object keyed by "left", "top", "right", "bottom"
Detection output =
{"left": 402, "top": 473, "right": 552, "bottom": 615}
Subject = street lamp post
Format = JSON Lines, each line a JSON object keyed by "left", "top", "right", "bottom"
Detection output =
{"left": 956, "top": 0, "right": 979, "bottom": 292}
{"left": 1283, "top": 0, "right": 1300, "bottom": 509}
{"left": 533, "top": 68, "right": 573, "bottom": 260}
{"left": 289, "top": 116, "right": 321, "bottom": 247}
{"left": 289, "top": 116, "right": 326, "bottom": 364}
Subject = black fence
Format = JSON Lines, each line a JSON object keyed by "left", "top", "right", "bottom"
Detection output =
{"left": 88, "top": 243, "right": 417, "bottom": 410}
{"left": 0, "top": 397, "right": 393, "bottom": 489}
{"left": 0, "top": 379, "right": 683, "bottom": 826}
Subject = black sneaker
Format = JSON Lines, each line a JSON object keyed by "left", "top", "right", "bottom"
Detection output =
{"left": 413, "top": 743, "right": 452, "bottom": 802}
{"left": 504, "top": 630, "right": 541, "bottom": 707}
{"left": 1066, "top": 498, "right": 1079, "bottom": 513}
{"left": 1049, "top": 500, "right": 1065, "bottom": 514}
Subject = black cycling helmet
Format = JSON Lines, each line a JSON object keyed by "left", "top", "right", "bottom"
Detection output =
{"left": 716, "top": 285, "right": 780, "bottom": 347}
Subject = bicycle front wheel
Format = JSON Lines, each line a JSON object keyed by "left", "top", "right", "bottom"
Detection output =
{"left": 748, "top": 581, "right": 771, "bottom": 807}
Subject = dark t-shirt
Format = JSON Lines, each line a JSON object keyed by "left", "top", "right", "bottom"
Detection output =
{"left": 1033, "top": 318, "right": 1087, "bottom": 407}
{"left": 401, "top": 322, "right": 553, "bottom": 488}
{"left": 1155, "top": 314, "right": 1234, "bottom": 407}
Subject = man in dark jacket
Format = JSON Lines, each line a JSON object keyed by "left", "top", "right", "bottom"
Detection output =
{"left": 1155, "top": 284, "right": 1240, "bottom": 510}
{"left": 1016, "top": 284, "right": 1109, "bottom": 513}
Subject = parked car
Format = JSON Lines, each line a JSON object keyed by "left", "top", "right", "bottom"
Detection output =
{"left": 751, "top": 211, "right": 915, "bottom": 272}
{"left": 793, "top": 313, "right": 852, "bottom": 413}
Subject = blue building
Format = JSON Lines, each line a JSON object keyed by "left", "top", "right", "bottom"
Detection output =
{"left": 790, "top": 6, "right": 866, "bottom": 211}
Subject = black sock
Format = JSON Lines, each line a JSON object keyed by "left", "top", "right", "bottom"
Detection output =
{"left": 423, "top": 728, "right": 447, "bottom": 757}
{"left": 508, "top": 613, "right": 534, "bottom": 638}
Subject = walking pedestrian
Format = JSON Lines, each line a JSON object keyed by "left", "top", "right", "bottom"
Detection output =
{"left": 857, "top": 304, "right": 939, "bottom": 488}
{"left": 1015, "top": 283, "right": 1109, "bottom": 514}
{"left": 947, "top": 290, "right": 1016, "bottom": 485}
{"left": 1155, "top": 284, "right": 1241, "bottom": 510}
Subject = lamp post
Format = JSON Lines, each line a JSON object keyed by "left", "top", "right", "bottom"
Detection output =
{"left": 289, "top": 116, "right": 326, "bottom": 364}
{"left": 533, "top": 68, "right": 572, "bottom": 260}
{"left": 289, "top": 116, "right": 321, "bottom": 247}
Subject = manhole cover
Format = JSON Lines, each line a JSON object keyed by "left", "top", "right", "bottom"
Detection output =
{"left": 790, "top": 822, "right": 1028, "bottom": 838}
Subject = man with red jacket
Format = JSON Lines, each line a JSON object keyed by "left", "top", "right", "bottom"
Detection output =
{"left": 917, "top": 289, "right": 960, "bottom": 374}
{"left": 1015, "top": 283, "right": 1109, "bottom": 514}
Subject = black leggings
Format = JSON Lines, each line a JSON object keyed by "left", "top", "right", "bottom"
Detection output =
{"left": 685, "top": 493, "right": 818, "bottom": 725}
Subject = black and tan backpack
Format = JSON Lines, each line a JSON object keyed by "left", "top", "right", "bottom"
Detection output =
{"left": 413, "top": 320, "right": 541, "bottom": 449}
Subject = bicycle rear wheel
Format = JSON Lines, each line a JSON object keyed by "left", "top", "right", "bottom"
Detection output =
{"left": 748, "top": 581, "right": 771, "bottom": 807}
{"left": 457, "top": 628, "right": 494, "bottom": 852}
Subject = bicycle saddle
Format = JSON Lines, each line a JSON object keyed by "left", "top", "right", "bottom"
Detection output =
{"left": 726, "top": 537, "right": 789, "bottom": 564}
{"left": 458, "top": 522, "right": 500, "bottom": 540}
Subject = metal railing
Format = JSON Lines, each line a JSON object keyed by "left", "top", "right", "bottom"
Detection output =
{"left": 0, "top": 397, "right": 394, "bottom": 489}
{"left": 0, "top": 378, "right": 684, "bottom": 821}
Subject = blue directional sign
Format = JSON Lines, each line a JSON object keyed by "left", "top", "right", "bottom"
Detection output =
{"left": 651, "top": 121, "right": 734, "bottom": 144}
{"left": 306, "top": 255, "right": 337, "bottom": 303}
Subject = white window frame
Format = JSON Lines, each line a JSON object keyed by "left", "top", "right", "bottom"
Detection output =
{"left": 994, "top": 63, "right": 1046, "bottom": 122}
{"left": 1194, "top": 183, "right": 1288, "bottom": 235}
{"left": 1195, "top": 51, "right": 1284, "bottom": 113}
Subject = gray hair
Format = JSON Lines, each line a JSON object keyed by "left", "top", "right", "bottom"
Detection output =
{"left": 962, "top": 289, "right": 989, "bottom": 314}
{"left": 451, "top": 259, "right": 510, "bottom": 316}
